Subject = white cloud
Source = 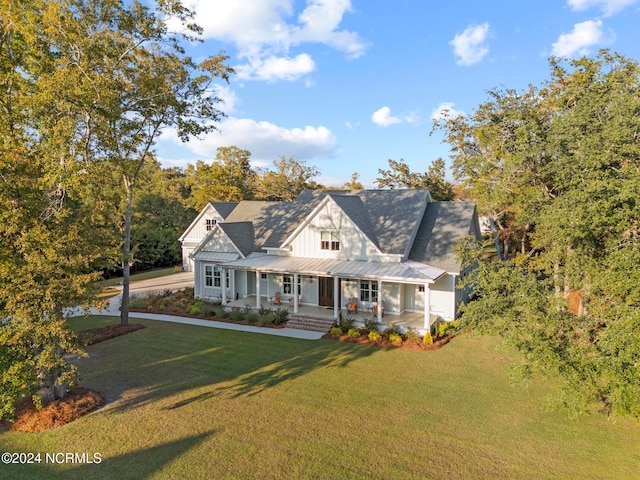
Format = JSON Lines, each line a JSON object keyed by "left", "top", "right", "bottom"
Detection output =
{"left": 567, "top": 0, "right": 639, "bottom": 16}
{"left": 371, "top": 106, "right": 421, "bottom": 127}
{"left": 162, "top": 117, "right": 337, "bottom": 164}
{"left": 551, "top": 20, "right": 606, "bottom": 57}
{"left": 176, "top": 0, "right": 366, "bottom": 82}
{"left": 213, "top": 84, "right": 239, "bottom": 114}
{"left": 450, "top": 23, "right": 490, "bottom": 66}
{"left": 236, "top": 53, "right": 316, "bottom": 82}
{"left": 430, "top": 102, "right": 464, "bottom": 121}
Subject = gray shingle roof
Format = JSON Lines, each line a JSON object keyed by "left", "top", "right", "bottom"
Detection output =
{"left": 208, "top": 202, "right": 239, "bottom": 219}
{"left": 408, "top": 201, "right": 478, "bottom": 274}
{"left": 224, "top": 201, "right": 289, "bottom": 250}
{"left": 218, "top": 222, "right": 255, "bottom": 257}
{"left": 328, "top": 194, "right": 380, "bottom": 250}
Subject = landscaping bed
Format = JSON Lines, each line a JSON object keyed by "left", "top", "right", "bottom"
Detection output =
{"left": 323, "top": 317, "right": 456, "bottom": 351}
{"left": 323, "top": 330, "right": 452, "bottom": 351}
{"left": 1, "top": 322, "right": 145, "bottom": 433}
{"left": 129, "top": 287, "right": 289, "bottom": 328}
{"left": 3, "top": 388, "right": 105, "bottom": 433}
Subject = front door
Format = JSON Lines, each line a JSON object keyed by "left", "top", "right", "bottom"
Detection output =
{"left": 318, "top": 276, "right": 340, "bottom": 307}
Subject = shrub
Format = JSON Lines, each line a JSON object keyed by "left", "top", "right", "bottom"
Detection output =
{"left": 388, "top": 332, "right": 403, "bottom": 345}
{"left": 404, "top": 327, "right": 420, "bottom": 342}
{"left": 438, "top": 320, "right": 458, "bottom": 337}
{"left": 330, "top": 327, "right": 343, "bottom": 336}
{"left": 200, "top": 303, "right": 217, "bottom": 316}
{"left": 384, "top": 322, "right": 401, "bottom": 336}
{"left": 182, "top": 287, "right": 194, "bottom": 297}
{"left": 347, "top": 328, "right": 360, "bottom": 338}
{"left": 339, "top": 312, "right": 355, "bottom": 333}
{"left": 368, "top": 330, "right": 381, "bottom": 342}
{"left": 423, "top": 332, "right": 433, "bottom": 345}
{"left": 187, "top": 300, "right": 204, "bottom": 315}
{"left": 272, "top": 308, "right": 289, "bottom": 325}
{"left": 363, "top": 317, "right": 381, "bottom": 333}
{"left": 230, "top": 307, "right": 244, "bottom": 321}
{"left": 129, "top": 295, "right": 146, "bottom": 309}
{"left": 214, "top": 307, "right": 226, "bottom": 317}
{"left": 245, "top": 312, "right": 259, "bottom": 323}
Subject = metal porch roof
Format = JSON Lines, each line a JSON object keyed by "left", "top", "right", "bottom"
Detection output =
{"left": 192, "top": 252, "right": 241, "bottom": 262}
{"left": 219, "top": 254, "right": 445, "bottom": 283}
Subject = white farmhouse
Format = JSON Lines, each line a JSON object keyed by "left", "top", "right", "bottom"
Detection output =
{"left": 182, "top": 190, "right": 480, "bottom": 333}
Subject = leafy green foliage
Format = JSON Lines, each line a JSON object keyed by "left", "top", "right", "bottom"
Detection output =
{"left": 445, "top": 51, "right": 640, "bottom": 417}
{"left": 375, "top": 158, "right": 454, "bottom": 200}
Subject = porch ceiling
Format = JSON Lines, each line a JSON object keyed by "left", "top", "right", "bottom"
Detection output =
{"left": 219, "top": 254, "right": 445, "bottom": 283}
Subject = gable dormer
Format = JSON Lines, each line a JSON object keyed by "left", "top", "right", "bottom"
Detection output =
{"left": 179, "top": 202, "right": 238, "bottom": 245}
{"left": 279, "top": 194, "right": 384, "bottom": 261}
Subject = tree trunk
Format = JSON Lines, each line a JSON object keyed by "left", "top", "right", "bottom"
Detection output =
{"left": 489, "top": 216, "right": 503, "bottom": 260}
{"left": 120, "top": 176, "right": 134, "bottom": 326}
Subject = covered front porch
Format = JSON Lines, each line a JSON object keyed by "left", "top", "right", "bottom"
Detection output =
{"left": 223, "top": 295, "right": 435, "bottom": 334}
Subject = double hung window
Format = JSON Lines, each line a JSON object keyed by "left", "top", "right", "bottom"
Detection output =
{"left": 320, "top": 231, "right": 340, "bottom": 251}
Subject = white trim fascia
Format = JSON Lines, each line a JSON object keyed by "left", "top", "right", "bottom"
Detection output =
{"left": 189, "top": 223, "right": 246, "bottom": 260}
{"left": 178, "top": 203, "right": 216, "bottom": 242}
{"left": 279, "top": 194, "right": 384, "bottom": 256}
{"left": 279, "top": 195, "right": 332, "bottom": 248}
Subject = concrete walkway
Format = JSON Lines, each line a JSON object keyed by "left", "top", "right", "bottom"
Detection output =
{"left": 89, "top": 273, "right": 325, "bottom": 341}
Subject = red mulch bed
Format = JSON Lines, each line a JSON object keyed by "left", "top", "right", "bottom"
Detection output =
{"left": 77, "top": 322, "right": 146, "bottom": 345}
{"left": 2, "top": 323, "right": 144, "bottom": 433}
{"left": 323, "top": 332, "right": 452, "bottom": 351}
{"left": 2, "top": 388, "right": 105, "bottom": 433}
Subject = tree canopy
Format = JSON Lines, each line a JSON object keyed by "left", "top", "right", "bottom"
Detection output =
{"left": 375, "top": 158, "right": 455, "bottom": 200}
{"left": 442, "top": 50, "right": 640, "bottom": 417}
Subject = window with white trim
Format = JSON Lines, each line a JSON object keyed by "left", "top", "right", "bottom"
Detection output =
{"left": 418, "top": 285, "right": 425, "bottom": 292}
{"left": 283, "top": 275, "right": 293, "bottom": 294}
{"left": 360, "top": 280, "right": 378, "bottom": 303}
{"left": 282, "top": 275, "right": 301, "bottom": 295}
{"left": 213, "top": 266, "right": 221, "bottom": 287}
{"left": 320, "top": 231, "right": 340, "bottom": 251}
{"left": 205, "top": 265, "right": 214, "bottom": 287}
{"left": 205, "top": 218, "right": 216, "bottom": 231}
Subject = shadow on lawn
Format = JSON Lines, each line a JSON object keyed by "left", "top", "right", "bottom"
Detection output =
{"left": 78, "top": 320, "right": 380, "bottom": 413}
{"left": 0, "top": 431, "right": 215, "bottom": 480}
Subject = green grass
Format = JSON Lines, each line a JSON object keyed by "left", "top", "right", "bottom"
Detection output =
{"left": 1, "top": 316, "right": 639, "bottom": 479}
{"left": 96, "top": 267, "right": 178, "bottom": 288}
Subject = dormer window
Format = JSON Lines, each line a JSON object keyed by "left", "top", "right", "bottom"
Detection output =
{"left": 205, "top": 218, "right": 216, "bottom": 231}
{"left": 205, "top": 219, "right": 216, "bottom": 231}
{"left": 320, "top": 231, "right": 340, "bottom": 251}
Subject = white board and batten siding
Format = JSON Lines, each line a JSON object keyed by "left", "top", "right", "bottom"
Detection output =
{"left": 289, "top": 200, "right": 376, "bottom": 261}
{"left": 180, "top": 205, "right": 227, "bottom": 271}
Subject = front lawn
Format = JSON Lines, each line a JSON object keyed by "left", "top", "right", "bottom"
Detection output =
{"left": 1, "top": 316, "right": 638, "bottom": 479}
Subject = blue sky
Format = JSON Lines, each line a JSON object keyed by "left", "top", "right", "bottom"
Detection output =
{"left": 157, "top": 0, "right": 640, "bottom": 187}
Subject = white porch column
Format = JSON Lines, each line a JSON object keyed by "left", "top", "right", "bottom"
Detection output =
{"left": 333, "top": 275, "right": 339, "bottom": 319}
{"left": 221, "top": 268, "right": 227, "bottom": 304}
{"left": 424, "top": 282, "right": 431, "bottom": 332}
{"left": 377, "top": 279, "right": 383, "bottom": 323}
{"left": 255, "top": 270, "right": 261, "bottom": 308}
{"left": 293, "top": 273, "right": 299, "bottom": 314}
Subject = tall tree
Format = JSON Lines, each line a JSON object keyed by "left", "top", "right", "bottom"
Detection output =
{"left": 131, "top": 160, "right": 195, "bottom": 270}
{"left": 41, "top": 0, "right": 233, "bottom": 325}
{"left": 185, "top": 146, "right": 256, "bottom": 209}
{"left": 0, "top": 0, "right": 112, "bottom": 417}
{"left": 257, "top": 156, "right": 320, "bottom": 201}
{"left": 375, "top": 158, "right": 455, "bottom": 200}
{"left": 448, "top": 51, "right": 640, "bottom": 417}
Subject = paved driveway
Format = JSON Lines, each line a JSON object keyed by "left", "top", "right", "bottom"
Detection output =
{"left": 124, "top": 271, "right": 193, "bottom": 296}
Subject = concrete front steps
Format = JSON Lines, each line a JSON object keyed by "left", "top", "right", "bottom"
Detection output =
{"left": 286, "top": 314, "right": 336, "bottom": 333}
